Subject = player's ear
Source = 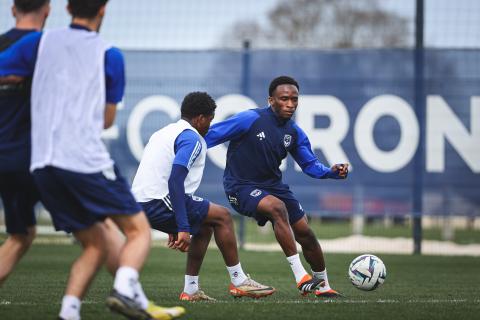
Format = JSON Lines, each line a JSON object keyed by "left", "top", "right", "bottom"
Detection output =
{"left": 99, "top": 4, "right": 106, "bottom": 17}
{"left": 45, "top": 2, "right": 51, "bottom": 18}
{"left": 268, "top": 96, "right": 274, "bottom": 106}
{"left": 12, "top": 5, "right": 17, "bottom": 18}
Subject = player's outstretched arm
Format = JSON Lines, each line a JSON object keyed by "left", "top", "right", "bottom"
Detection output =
{"left": 290, "top": 124, "right": 348, "bottom": 179}
{"left": 204, "top": 109, "right": 259, "bottom": 148}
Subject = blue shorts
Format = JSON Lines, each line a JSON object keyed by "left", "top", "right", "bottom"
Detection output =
{"left": 32, "top": 165, "right": 141, "bottom": 233}
{"left": 225, "top": 183, "right": 305, "bottom": 227}
{"left": 0, "top": 171, "right": 40, "bottom": 234}
{"left": 140, "top": 195, "right": 210, "bottom": 235}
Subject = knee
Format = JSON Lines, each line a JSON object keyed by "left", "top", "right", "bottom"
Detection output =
{"left": 294, "top": 227, "right": 317, "bottom": 245}
{"left": 10, "top": 228, "right": 36, "bottom": 251}
{"left": 120, "top": 214, "right": 152, "bottom": 242}
{"left": 211, "top": 206, "right": 234, "bottom": 228}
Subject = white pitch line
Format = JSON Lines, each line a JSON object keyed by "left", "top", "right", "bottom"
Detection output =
{"left": 0, "top": 299, "right": 477, "bottom": 306}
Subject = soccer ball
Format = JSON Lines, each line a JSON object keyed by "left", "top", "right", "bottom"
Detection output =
{"left": 348, "top": 254, "right": 386, "bottom": 291}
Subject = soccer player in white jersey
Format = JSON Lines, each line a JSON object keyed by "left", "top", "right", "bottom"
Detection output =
{"left": 0, "top": 1, "right": 185, "bottom": 319}
{"left": 132, "top": 92, "right": 275, "bottom": 301}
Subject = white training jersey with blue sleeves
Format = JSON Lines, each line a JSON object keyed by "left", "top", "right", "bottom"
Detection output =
{"left": 30, "top": 28, "right": 113, "bottom": 173}
{"left": 132, "top": 119, "right": 207, "bottom": 202}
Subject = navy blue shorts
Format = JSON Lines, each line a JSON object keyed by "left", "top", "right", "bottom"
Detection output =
{"left": 225, "top": 183, "right": 305, "bottom": 227}
{"left": 0, "top": 171, "right": 40, "bottom": 234}
{"left": 140, "top": 195, "right": 210, "bottom": 235}
{"left": 32, "top": 165, "right": 141, "bottom": 233}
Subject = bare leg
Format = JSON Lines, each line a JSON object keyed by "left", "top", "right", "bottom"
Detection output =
{"left": 203, "top": 203, "right": 239, "bottom": 267}
{"left": 186, "top": 225, "right": 213, "bottom": 275}
{"left": 65, "top": 223, "right": 107, "bottom": 298}
{"left": 110, "top": 212, "right": 151, "bottom": 270}
{"left": 257, "top": 195, "right": 297, "bottom": 257}
{"left": 0, "top": 226, "right": 36, "bottom": 286}
{"left": 291, "top": 216, "right": 325, "bottom": 271}
{"left": 103, "top": 218, "right": 125, "bottom": 275}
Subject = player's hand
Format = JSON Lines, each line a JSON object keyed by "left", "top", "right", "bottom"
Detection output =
{"left": 167, "top": 233, "right": 177, "bottom": 249}
{"left": 174, "top": 231, "right": 191, "bottom": 252}
{"left": 331, "top": 163, "right": 349, "bottom": 178}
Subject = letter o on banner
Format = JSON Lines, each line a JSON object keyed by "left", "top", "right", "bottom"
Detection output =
{"left": 207, "top": 94, "right": 258, "bottom": 169}
{"left": 127, "top": 95, "right": 180, "bottom": 162}
{"left": 354, "top": 95, "right": 419, "bottom": 172}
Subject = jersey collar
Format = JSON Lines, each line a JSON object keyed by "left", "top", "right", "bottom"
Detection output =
{"left": 267, "top": 106, "right": 290, "bottom": 126}
{"left": 70, "top": 23, "right": 93, "bottom": 32}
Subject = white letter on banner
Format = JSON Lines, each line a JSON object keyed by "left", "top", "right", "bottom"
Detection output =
{"left": 127, "top": 95, "right": 180, "bottom": 162}
{"left": 295, "top": 96, "right": 350, "bottom": 172}
{"left": 354, "top": 95, "right": 419, "bottom": 172}
{"left": 207, "top": 94, "right": 258, "bottom": 169}
{"left": 427, "top": 96, "right": 480, "bottom": 172}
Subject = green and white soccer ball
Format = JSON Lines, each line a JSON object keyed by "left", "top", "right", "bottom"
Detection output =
{"left": 348, "top": 254, "right": 387, "bottom": 291}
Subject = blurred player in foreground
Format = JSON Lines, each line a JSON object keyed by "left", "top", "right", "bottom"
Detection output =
{"left": 0, "top": 0, "right": 50, "bottom": 287}
{"left": 132, "top": 92, "right": 275, "bottom": 301}
{"left": 205, "top": 76, "right": 349, "bottom": 297}
{"left": 0, "top": 0, "right": 185, "bottom": 319}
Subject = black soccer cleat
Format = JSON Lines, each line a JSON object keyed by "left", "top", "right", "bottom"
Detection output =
{"left": 297, "top": 275, "right": 323, "bottom": 296}
{"left": 106, "top": 289, "right": 152, "bottom": 320}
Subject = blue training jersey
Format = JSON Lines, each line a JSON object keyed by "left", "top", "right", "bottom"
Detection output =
{"left": 205, "top": 106, "right": 339, "bottom": 191}
{"left": 0, "top": 29, "right": 38, "bottom": 172}
{"left": 0, "top": 25, "right": 125, "bottom": 172}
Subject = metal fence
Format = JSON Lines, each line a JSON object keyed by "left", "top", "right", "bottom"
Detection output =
{"left": 1, "top": 0, "right": 479, "bottom": 253}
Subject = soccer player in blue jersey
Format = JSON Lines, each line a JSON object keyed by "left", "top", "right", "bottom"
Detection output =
{"left": 132, "top": 92, "right": 275, "bottom": 301}
{"left": 0, "top": 0, "right": 50, "bottom": 287}
{"left": 0, "top": 1, "right": 185, "bottom": 319}
{"left": 205, "top": 76, "right": 349, "bottom": 297}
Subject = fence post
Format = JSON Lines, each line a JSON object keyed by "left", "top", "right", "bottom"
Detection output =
{"left": 237, "top": 40, "right": 251, "bottom": 249}
{"left": 412, "top": 0, "right": 425, "bottom": 254}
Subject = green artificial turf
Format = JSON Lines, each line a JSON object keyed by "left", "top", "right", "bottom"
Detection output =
{"left": 0, "top": 244, "right": 478, "bottom": 319}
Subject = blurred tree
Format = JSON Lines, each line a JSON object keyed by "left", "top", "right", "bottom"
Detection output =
{"left": 221, "top": 0, "right": 410, "bottom": 48}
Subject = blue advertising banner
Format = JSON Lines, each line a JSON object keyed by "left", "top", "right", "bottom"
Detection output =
{"left": 104, "top": 49, "right": 480, "bottom": 217}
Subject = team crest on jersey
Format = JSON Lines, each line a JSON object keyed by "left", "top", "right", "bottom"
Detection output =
{"left": 250, "top": 189, "right": 262, "bottom": 197}
{"left": 283, "top": 134, "right": 292, "bottom": 147}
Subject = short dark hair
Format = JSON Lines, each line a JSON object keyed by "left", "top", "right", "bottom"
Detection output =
{"left": 181, "top": 92, "right": 217, "bottom": 119}
{"left": 14, "top": 0, "right": 49, "bottom": 13}
{"left": 268, "top": 76, "right": 299, "bottom": 97}
{"left": 68, "top": 0, "right": 108, "bottom": 19}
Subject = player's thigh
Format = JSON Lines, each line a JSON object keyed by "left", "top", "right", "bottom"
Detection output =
{"left": 227, "top": 186, "right": 272, "bottom": 215}
{"left": 110, "top": 211, "right": 150, "bottom": 236}
{"left": 274, "top": 190, "right": 305, "bottom": 225}
{"left": 203, "top": 202, "right": 233, "bottom": 226}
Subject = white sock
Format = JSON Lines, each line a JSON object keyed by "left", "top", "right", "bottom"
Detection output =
{"left": 59, "top": 295, "right": 81, "bottom": 320}
{"left": 286, "top": 254, "right": 309, "bottom": 283}
{"left": 226, "top": 262, "right": 248, "bottom": 286}
{"left": 114, "top": 266, "right": 139, "bottom": 299}
{"left": 134, "top": 281, "right": 149, "bottom": 310}
{"left": 312, "top": 268, "right": 331, "bottom": 291}
{"left": 184, "top": 275, "right": 199, "bottom": 295}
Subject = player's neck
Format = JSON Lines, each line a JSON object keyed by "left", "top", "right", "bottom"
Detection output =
{"left": 15, "top": 15, "right": 45, "bottom": 31}
{"left": 71, "top": 17, "right": 102, "bottom": 32}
